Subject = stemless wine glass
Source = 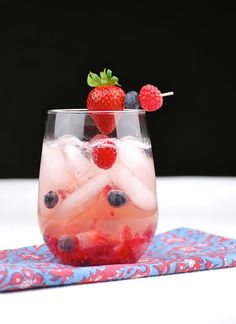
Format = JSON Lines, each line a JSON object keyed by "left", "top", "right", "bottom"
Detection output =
{"left": 38, "top": 109, "right": 158, "bottom": 266}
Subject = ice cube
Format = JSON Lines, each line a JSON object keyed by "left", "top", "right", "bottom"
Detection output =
{"left": 49, "top": 135, "right": 94, "bottom": 184}
{"left": 57, "top": 172, "right": 111, "bottom": 217}
{"left": 90, "top": 136, "right": 120, "bottom": 148}
{"left": 111, "top": 162, "right": 157, "bottom": 211}
{"left": 40, "top": 142, "right": 76, "bottom": 193}
{"left": 57, "top": 134, "right": 82, "bottom": 146}
{"left": 44, "top": 134, "right": 82, "bottom": 148}
{"left": 62, "top": 143, "right": 91, "bottom": 181}
{"left": 120, "top": 136, "right": 151, "bottom": 150}
{"left": 117, "top": 136, "right": 156, "bottom": 191}
{"left": 62, "top": 141, "right": 105, "bottom": 186}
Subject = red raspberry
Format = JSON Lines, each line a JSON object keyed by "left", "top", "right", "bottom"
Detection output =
{"left": 139, "top": 84, "right": 163, "bottom": 111}
{"left": 102, "top": 184, "right": 113, "bottom": 195}
{"left": 43, "top": 233, "right": 59, "bottom": 256}
{"left": 91, "top": 140, "right": 117, "bottom": 169}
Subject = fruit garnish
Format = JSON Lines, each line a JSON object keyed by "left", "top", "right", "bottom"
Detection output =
{"left": 91, "top": 140, "right": 117, "bottom": 170}
{"left": 87, "top": 68, "right": 121, "bottom": 87}
{"left": 139, "top": 84, "right": 174, "bottom": 112}
{"left": 107, "top": 189, "right": 128, "bottom": 207}
{"left": 44, "top": 191, "right": 59, "bottom": 209}
{"left": 87, "top": 68, "right": 125, "bottom": 134}
{"left": 124, "top": 91, "right": 140, "bottom": 109}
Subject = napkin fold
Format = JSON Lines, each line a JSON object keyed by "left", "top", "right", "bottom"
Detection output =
{"left": 1, "top": 227, "right": 236, "bottom": 292}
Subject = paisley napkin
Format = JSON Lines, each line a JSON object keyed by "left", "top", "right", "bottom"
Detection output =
{"left": 1, "top": 227, "right": 236, "bottom": 292}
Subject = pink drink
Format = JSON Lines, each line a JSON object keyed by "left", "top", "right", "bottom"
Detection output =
{"left": 38, "top": 110, "right": 158, "bottom": 266}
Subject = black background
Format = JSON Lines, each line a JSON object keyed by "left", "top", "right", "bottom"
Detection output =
{"left": 0, "top": 2, "right": 235, "bottom": 178}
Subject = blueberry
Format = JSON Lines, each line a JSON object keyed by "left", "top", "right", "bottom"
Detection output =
{"left": 124, "top": 91, "right": 140, "bottom": 109}
{"left": 144, "top": 147, "right": 153, "bottom": 158}
{"left": 81, "top": 147, "right": 91, "bottom": 160}
{"left": 58, "top": 235, "right": 75, "bottom": 252}
{"left": 107, "top": 190, "right": 128, "bottom": 208}
{"left": 44, "top": 191, "right": 59, "bottom": 209}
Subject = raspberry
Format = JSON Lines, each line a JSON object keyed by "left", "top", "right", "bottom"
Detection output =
{"left": 139, "top": 84, "right": 163, "bottom": 112}
{"left": 44, "top": 225, "right": 155, "bottom": 266}
{"left": 102, "top": 184, "right": 113, "bottom": 195}
{"left": 91, "top": 140, "right": 117, "bottom": 169}
{"left": 43, "top": 233, "right": 58, "bottom": 256}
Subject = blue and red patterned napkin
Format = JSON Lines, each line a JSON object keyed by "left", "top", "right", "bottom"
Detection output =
{"left": 1, "top": 227, "right": 236, "bottom": 292}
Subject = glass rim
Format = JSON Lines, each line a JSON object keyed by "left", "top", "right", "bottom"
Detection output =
{"left": 47, "top": 108, "right": 145, "bottom": 115}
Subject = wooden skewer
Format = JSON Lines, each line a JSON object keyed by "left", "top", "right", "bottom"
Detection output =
{"left": 161, "top": 91, "right": 174, "bottom": 97}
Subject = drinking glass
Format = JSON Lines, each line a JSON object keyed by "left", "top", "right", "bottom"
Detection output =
{"left": 38, "top": 109, "right": 158, "bottom": 266}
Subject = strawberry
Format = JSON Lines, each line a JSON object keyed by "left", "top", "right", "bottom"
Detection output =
{"left": 87, "top": 68, "right": 125, "bottom": 134}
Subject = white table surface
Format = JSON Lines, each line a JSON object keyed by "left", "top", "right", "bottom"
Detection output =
{"left": 0, "top": 177, "right": 236, "bottom": 324}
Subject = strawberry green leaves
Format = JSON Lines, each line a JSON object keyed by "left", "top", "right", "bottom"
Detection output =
{"left": 87, "top": 68, "right": 120, "bottom": 87}
{"left": 87, "top": 72, "right": 101, "bottom": 87}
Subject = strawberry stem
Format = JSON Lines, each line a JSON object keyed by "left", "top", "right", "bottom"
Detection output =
{"left": 87, "top": 68, "right": 121, "bottom": 87}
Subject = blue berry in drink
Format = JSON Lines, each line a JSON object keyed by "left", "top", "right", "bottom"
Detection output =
{"left": 107, "top": 190, "right": 128, "bottom": 207}
{"left": 81, "top": 147, "right": 91, "bottom": 160}
{"left": 58, "top": 235, "right": 76, "bottom": 252}
{"left": 44, "top": 191, "right": 59, "bottom": 209}
{"left": 124, "top": 91, "right": 140, "bottom": 109}
{"left": 144, "top": 147, "right": 153, "bottom": 158}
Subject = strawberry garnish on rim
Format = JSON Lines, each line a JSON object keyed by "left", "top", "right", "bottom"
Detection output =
{"left": 86, "top": 68, "right": 125, "bottom": 134}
